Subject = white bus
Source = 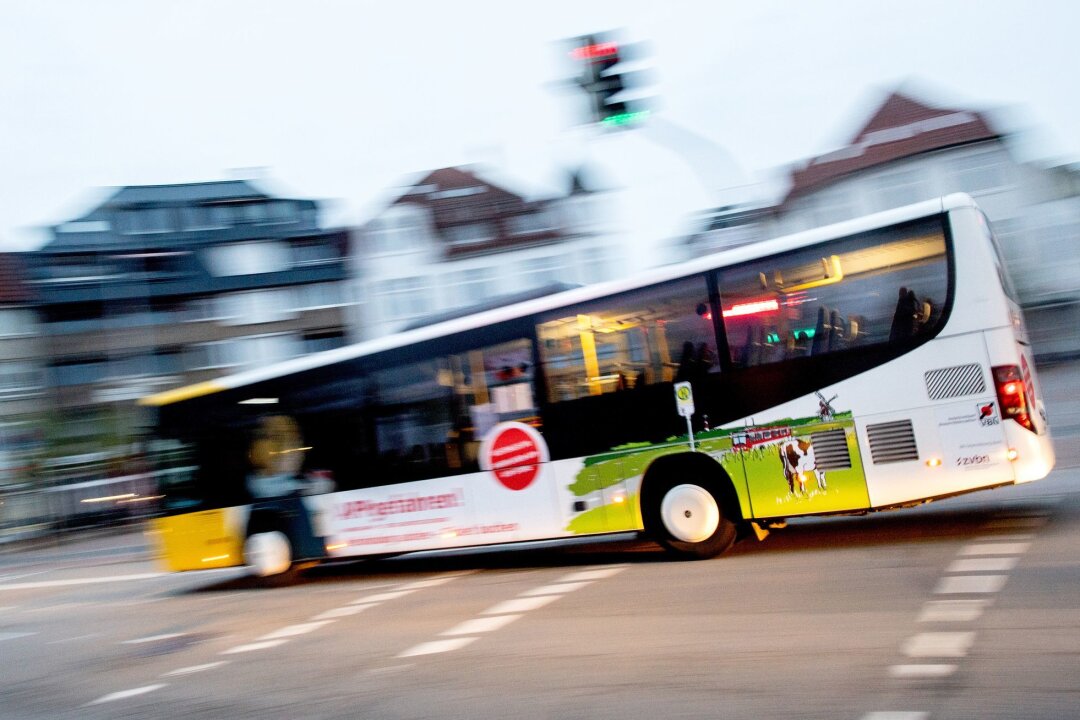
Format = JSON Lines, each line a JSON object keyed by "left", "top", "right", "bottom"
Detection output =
{"left": 142, "top": 194, "right": 1054, "bottom": 579}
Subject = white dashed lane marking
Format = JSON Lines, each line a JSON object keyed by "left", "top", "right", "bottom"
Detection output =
{"left": 888, "top": 663, "right": 958, "bottom": 679}
{"left": 221, "top": 639, "right": 290, "bottom": 654}
{"left": 917, "top": 599, "right": 991, "bottom": 623}
{"left": 0, "top": 631, "right": 36, "bottom": 642}
{"left": 959, "top": 542, "right": 1031, "bottom": 556}
{"left": 861, "top": 712, "right": 930, "bottom": 719}
{"left": 162, "top": 661, "right": 228, "bottom": 678}
{"left": 395, "top": 565, "right": 628, "bottom": 659}
{"left": 945, "top": 557, "right": 1019, "bottom": 573}
{"left": 902, "top": 632, "right": 975, "bottom": 658}
{"left": 257, "top": 621, "right": 333, "bottom": 641}
{"left": 122, "top": 632, "right": 187, "bottom": 645}
{"left": 934, "top": 574, "right": 1008, "bottom": 594}
{"left": 0, "top": 573, "right": 163, "bottom": 591}
{"left": 398, "top": 637, "right": 478, "bottom": 658}
{"left": 482, "top": 594, "right": 561, "bottom": 615}
{"left": 440, "top": 614, "right": 522, "bottom": 636}
{"left": 86, "top": 684, "right": 167, "bottom": 706}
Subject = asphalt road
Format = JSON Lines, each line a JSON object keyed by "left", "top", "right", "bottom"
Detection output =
{"left": 1, "top": 366, "right": 1078, "bottom": 720}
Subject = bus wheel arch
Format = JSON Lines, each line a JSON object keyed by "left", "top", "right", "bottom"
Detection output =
{"left": 640, "top": 453, "right": 741, "bottom": 559}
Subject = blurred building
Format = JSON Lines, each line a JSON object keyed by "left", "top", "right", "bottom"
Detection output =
{"left": 350, "top": 166, "right": 619, "bottom": 341}
{"left": 27, "top": 180, "right": 350, "bottom": 456}
{"left": 681, "top": 89, "right": 1080, "bottom": 359}
{"left": 0, "top": 253, "right": 44, "bottom": 483}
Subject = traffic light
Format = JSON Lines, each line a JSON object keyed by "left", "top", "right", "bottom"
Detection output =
{"left": 569, "top": 35, "right": 649, "bottom": 127}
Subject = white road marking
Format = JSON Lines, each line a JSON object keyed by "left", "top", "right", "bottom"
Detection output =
{"left": 0, "top": 570, "right": 49, "bottom": 582}
{"left": 397, "top": 637, "right": 478, "bottom": 658}
{"left": 258, "top": 621, "right": 333, "bottom": 641}
{"left": 0, "top": 573, "right": 164, "bottom": 591}
{"left": 959, "top": 542, "right": 1030, "bottom": 556}
{"left": 221, "top": 639, "right": 289, "bottom": 654}
{"left": 366, "top": 664, "right": 414, "bottom": 675}
{"left": 888, "top": 664, "right": 958, "bottom": 678}
{"left": 162, "top": 661, "right": 228, "bottom": 677}
{"left": 861, "top": 713, "right": 930, "bottom": 719}
{"left": 312, "top": 605, "right": 372, "bottom": 620}
{"left": 0, "top": 631, "right": 36, "bottom": 641}
{"left": 903, "top": 632, "right": 975, "bottom": 658}
{"left": 482, "top": 595, "right": 560, "bottom": 615}
{"left": 0, "top": 605, "right": 15, "bottom": 612}
{"left": 48, "top": 633, "right": 103, "bottom": 644}
{"left": 971, "top": 534, "right": 1034, "bottom": 542}
{"left": 935, "top": 575, "right": 1008, "bottom": 594}
{"left": 946, "top": 557, "right": 1019, "bottom": 573}
{"left": 918, "top": 599, "right": 992, "bottom": 623}
{"left": 353, "top": 590, "right": 414, "bottom": 604}
{"left": 122, "top": 632, "right": 187, "bottom": 645}
{"left": 558, "top": 566, "right": 628, "bottom": 582}
{"left": 441, "top": 614, "right": 522, "bottom": 636}
{"left": 521, "top": 581, "right": 593, "bottom": 596}
{"left": 86, "top": 684, "right": 167, "bottom": 705}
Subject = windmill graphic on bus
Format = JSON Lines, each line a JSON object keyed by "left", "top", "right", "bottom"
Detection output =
{"left": 816, "top": 391, "right": 838, "bottom": 421}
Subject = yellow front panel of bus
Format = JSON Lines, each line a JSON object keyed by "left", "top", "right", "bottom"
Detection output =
{"left": 151, "top": 508, "right": 246, "bottom": 572}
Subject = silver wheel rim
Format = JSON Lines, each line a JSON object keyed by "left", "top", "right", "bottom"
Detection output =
{"left": 660, "top": 484, "right": 720, "bottom": 543}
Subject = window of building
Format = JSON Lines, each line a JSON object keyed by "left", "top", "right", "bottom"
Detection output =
{"left": 375, "top": 277, "right": 430, "bottom": 321}
{"left": 203, "top": 241, "right": 291, "bottom": 276}
{"left": 50, "top": 358, "right": 109, "bottom": 387}
{"left": 0, "top": 309, "right": 36, "bottom": 337}
{"left": 450, "top": 267, "right": 495, "bottom": 307}
{"left": 445, "top": 223, "right": 496, "bottom": 246}
{"left": 872, "top": 168, "right": 927, "bottom": 210}
{"left": 292, "top": 282, "right": 345, "bottom": 310}
{"left": 303, "top": 331, "right": 346, "bottom": 354}
{"left": 215, "top": 288, "right": 294, "bottom": 325}
{"left": 180, "top": 205, "right": 226, "bottom": 231}
{"left": 951, "top": 152, "right": 1009, "bottom": 193}
{"left": 292, "top": 241, "right": 338, "bottom": 266}
{"left": 0, "top": 362, "right": 43, "bottom": 396}
{"left": 519, "top": 256, "right": 562, "bottom": 289}
{"left": 507, "top": 213, "right": 553, "bottom": 236}
{"left": 536, "top": 276, "right": 718, "bottom": 403}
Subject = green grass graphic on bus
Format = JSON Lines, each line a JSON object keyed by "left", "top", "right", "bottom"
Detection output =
{"left": 566, "top": 410, "right": 869, "bottom": 534}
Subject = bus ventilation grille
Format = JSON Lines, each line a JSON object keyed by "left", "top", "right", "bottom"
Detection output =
{"left": 925, "top": 364, "right": 985, "bottom": 400}
{"left": 866, "top": 420, "right": 919, "bottom": 464}
{"left": 810, "top": 429, "right": 851, "bottom": 469}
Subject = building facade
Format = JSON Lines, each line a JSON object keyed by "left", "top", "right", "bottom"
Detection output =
{"left": 350, "top": 167, "right": 621, "bottom": 341}
{"left": 28, "top": 180, "right": 351, "bottom": 456}
{"left": 683, "top": 90, "right": 1080, "bottom": 358}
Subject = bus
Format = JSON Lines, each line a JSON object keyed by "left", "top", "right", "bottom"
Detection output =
{"left": 141, "top": 194, "right": 1054, "bottom": 579}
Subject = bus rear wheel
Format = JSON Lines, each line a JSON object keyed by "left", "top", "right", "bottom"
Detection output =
{"left": 646, "top": 477, "right": 737, "bottom": 560}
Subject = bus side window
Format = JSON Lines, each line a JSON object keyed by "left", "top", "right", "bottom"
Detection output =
{"left": 536, "top": 275, "right": 718, "bottom": 403}
{"left": 368, "top": 338, "right": 538, "bottom": 482}
{"left": 717, "top": 219, "right": 949, "bottom": 368}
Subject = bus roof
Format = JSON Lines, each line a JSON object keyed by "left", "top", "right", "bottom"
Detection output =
{"left": 140, "top": 193, "right": 973, "bottom": 408}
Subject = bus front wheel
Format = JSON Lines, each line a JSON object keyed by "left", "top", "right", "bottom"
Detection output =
{"left": 645, "top": 477, "right": 737, "bottom": 560}
{"left": 244, "top": 530, "right": 293, "bottom": 578}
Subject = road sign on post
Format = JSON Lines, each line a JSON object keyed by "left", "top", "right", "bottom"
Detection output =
{"left": 674, "top": 381, "right": 696, "bottom": 451}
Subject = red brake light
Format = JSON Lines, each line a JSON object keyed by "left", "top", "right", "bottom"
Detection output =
{"left": 992, "top": 365, "right": 1033, "bottom": 431}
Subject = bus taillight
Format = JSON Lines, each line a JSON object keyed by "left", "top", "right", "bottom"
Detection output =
{"left": 992, "top": 365, "right": 1033, "bottom": 431}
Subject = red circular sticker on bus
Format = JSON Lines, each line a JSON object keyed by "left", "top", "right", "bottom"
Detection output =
{"left": 479, "top": 422, "right": 549, "bottom": 491}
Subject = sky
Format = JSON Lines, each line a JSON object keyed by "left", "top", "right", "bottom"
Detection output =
{"left": 1, "top": 0, "right": 1078, "bottom": 253}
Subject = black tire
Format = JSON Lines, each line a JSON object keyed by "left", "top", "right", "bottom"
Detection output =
{"left": 642, "top": 473, "right": 737, "bottom": 560}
